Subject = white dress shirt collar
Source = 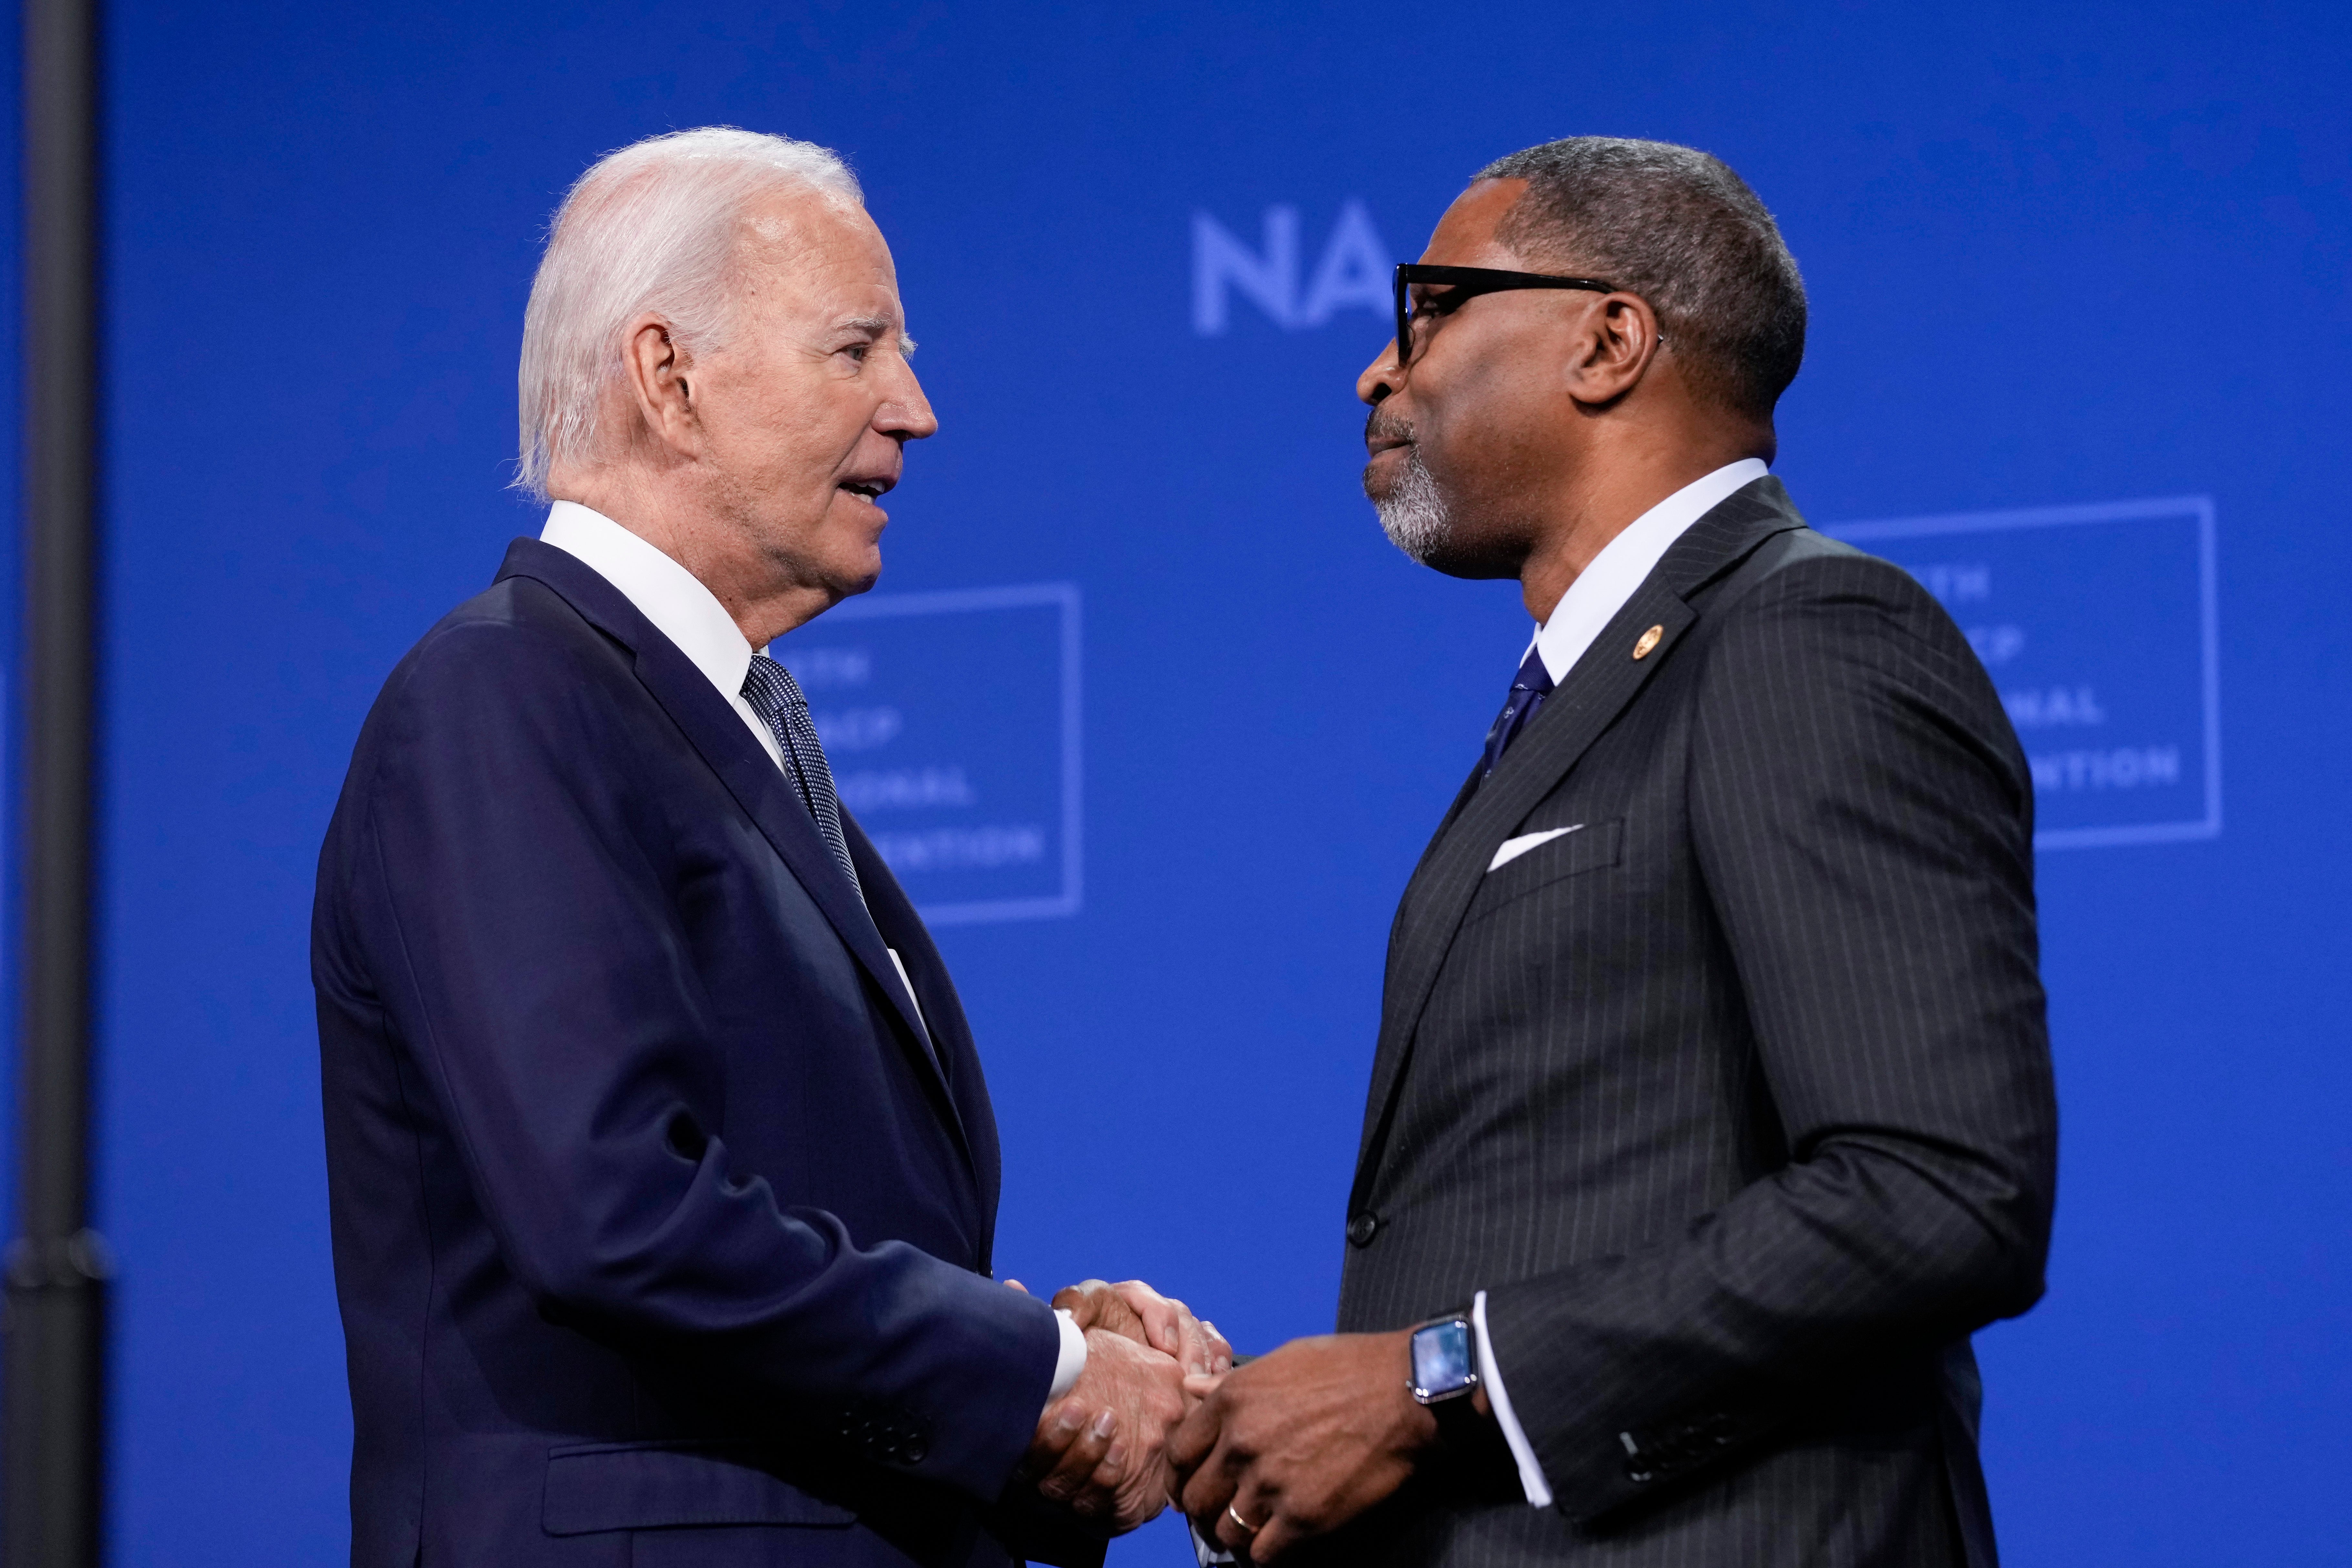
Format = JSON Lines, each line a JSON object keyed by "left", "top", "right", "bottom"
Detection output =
{"left": 1527, "top": 458, "right": 1769, "bottom": 686}
{"left": 539, "top": 501, "right": 788, "bottom": 775}
{"left": 540, "top": 500, "right": 760, "bottom": 697}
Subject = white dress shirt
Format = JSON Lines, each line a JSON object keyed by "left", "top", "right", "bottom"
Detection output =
{"left": 1524, "top": 458, "right": 1769, "bottom": 685}
{"left": 1475, "top": 457, "right": 1770, "bottom": 1508}
{"left": 539, "top": 501, "right": 1089, "bottom": 1405}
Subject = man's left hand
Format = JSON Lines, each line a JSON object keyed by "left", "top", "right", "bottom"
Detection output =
{"left": 1170, "top": 1331, "right": 1438, "bottom": 1562}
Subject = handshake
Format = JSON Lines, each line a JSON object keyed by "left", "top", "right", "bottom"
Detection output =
{"left": 1014, "top": 1280, "right": 1447, "bottom": 1563}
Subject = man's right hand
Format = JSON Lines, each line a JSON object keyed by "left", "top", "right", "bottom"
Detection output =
{"left": 1026, "top": 1327, "right": 1188, "bottom": 1532}
{"left": 1053, "top": 1278, "right": 1234, "bottom": 1377}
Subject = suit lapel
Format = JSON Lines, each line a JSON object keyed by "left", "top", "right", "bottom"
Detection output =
{"left": 1350, "top": 480, "right": 1809, "bottom": 1196}
{"left": 1350, "top": 579, "right": 1696, "bottom": 1183}
{"left": 845, "top": 811, "right": 984, "bottom": 1179}
{"left": 494, "top": 541, "right": 949, "bottom": 1110}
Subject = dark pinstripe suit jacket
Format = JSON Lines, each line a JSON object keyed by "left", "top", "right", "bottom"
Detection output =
{"left": 1322, "top": 478, "right": 2057, "bottom": 1568}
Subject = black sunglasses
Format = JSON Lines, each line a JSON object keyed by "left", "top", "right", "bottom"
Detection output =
{"left": 1392, "top": 263, "right": 1621, "bottom": 368}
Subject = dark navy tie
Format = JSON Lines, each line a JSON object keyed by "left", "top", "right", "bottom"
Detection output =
{"left": 741, "top": 654, "right": 864, "bottom": 901}
{"left": 1478, "top": 645, "right": 1555, "bottom": 780}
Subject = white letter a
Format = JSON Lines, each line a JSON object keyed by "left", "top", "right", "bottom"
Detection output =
{"left": 1299, "top": 201, "right": 1391, "bottom": 327}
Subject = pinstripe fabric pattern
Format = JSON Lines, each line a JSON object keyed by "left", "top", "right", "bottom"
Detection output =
{"left": 1315, "top": 479, "right": 2056, "bottom": 1568}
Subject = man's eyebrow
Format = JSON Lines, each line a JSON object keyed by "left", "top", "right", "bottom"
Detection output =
{"left": 830, "top": 315, "right": 915, "bottom": 355}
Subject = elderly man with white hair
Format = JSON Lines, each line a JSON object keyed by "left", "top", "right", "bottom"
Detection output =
{"left": 312, "top": 128, "right": 1214, "bottom": 1568}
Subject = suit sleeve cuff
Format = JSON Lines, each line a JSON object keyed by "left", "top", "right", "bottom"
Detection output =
{"left": 1046, "top": 1308, "right": 1088, "bottom": 1404}
{"left": 1474, "top": 1290, "right": 1554, "bottom": 1507}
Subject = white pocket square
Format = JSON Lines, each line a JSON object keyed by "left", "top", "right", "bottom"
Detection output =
{"left": 1488, "top": 823, "right": 1585, "bottom": 872}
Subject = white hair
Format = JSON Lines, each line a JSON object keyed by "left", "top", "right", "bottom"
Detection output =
{"left": 515, "top": 127, "right": 863, "bottom": 501}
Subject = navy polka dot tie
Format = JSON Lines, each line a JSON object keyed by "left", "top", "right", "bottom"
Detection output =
{"left": 1478, "top": 645, "right": 1555, "bottom": 781}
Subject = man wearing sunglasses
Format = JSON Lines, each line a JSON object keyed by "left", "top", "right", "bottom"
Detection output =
{"left": 1171, "top": 138, "right": 2056, "bottom": 1568}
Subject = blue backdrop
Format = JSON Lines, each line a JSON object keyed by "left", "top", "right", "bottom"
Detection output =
{"left": 3, "top": 2, "right": 2347, "bottom": 1562}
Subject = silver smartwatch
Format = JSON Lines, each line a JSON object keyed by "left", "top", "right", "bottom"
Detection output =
{"left": 1407, "top": 1314, "right": 1482, "bottom": 1405}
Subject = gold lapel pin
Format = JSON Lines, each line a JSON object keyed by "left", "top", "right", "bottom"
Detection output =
{"left": 1632, "top": 624, "right": 1664, "bottom": 660}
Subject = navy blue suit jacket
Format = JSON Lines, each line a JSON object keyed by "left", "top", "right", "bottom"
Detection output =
{"left": 313, "top": 539, "right": 1076, "bottom": 1567}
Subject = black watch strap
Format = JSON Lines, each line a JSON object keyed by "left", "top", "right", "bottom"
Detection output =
{"left": 1427, "top": 1385, "right": 1487, "bottom": 1442}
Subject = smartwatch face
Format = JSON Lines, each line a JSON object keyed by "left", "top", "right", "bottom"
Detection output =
{"left": 1412, "top": 1320, "right": 1474, "bottom": 1396}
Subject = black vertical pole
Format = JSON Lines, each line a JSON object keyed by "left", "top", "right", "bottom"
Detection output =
{"left": 4, "top": 0, "right": 106, "bottom": 1561}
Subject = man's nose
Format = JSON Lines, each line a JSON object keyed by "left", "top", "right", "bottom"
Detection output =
{"left": 881, "top": 358, "right": 940, "bottom": 440}
{"left": 1357, "top": 342, "right": 1402, "bottom": 406}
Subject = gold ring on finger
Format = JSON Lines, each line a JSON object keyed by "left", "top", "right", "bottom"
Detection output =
{"left": 1227, "top": 1502, "right": 1264, "bottom": 1535}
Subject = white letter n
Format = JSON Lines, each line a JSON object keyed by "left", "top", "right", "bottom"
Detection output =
{"left": 1192, "top": 206, "right": 1298, "bottom": 334}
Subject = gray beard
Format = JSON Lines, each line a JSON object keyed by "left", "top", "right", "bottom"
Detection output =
{"left": 1372, "top": 446, "right": 1453, "bottom": 563}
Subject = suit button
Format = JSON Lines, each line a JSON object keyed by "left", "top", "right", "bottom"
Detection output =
{"left": 1346, "top": 1212, "right": 1379, "bottom": 1247}
{"left": 902, "top": 1437, "right": 927, "bottom": 1465}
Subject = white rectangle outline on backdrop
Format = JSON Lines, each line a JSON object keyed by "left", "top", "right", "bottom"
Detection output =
{"left": 1825, "top": 496, "right": 2220, "bottom": 851}
{"left": 817, "top": 582, "right": 1082, "bottom": 923}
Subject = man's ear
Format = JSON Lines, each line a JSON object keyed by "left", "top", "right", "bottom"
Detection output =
{"left": 1563, "top": 292, "right": 1665, "bottom": 411}
{"left": 622, "top": 313, "right": 699, "bottom": 457}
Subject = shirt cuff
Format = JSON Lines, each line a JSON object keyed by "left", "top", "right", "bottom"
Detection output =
{"left": 1046, "top": 1308, "right": 1088, "bottom": 1403}
{"left": 1473, "top": 1290, "right": 1553, "bottom": 1507}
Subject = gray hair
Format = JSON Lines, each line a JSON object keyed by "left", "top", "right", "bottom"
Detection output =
{"left": 1476, "top": 137, "right": 1806, "bottom": 421}
{"left": 1371, "top": 444, "right": 1452, "bottom": 564}
{"left": 515, "top": 127, "right": 863, "bottom": 501}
